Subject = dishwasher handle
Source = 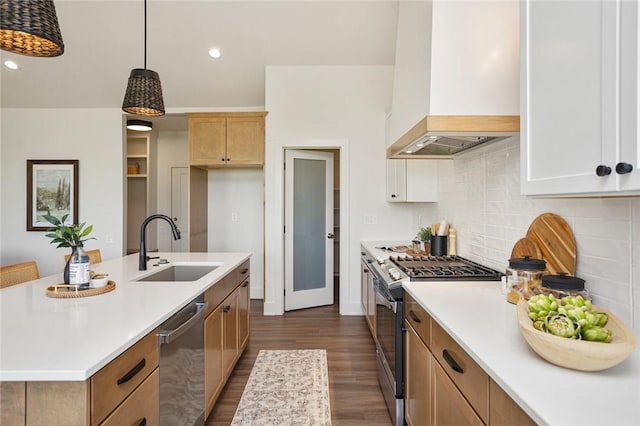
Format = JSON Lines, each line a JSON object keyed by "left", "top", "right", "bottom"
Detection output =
{"left": 158, "top": 301, "right": 207, "bottom": 345}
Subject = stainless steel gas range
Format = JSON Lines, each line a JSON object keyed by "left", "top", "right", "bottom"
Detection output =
{"left": 361, "top": 246, "right": 502, "bottom": 425}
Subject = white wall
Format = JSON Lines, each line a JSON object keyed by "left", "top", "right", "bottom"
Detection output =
{"left": 208, "top": 169, "right": 264, "bottom": 299}
{"left": 265, "top": 65, "right": 423, "bottom": 315}
{"left": 413, "top": 138, "right": 640, "bottom": 330}
{"left": 155, "top": 130, "right": 189, "bottom": 251}
{"left": 1, "top": 108, "right": 124, "bottom": 277}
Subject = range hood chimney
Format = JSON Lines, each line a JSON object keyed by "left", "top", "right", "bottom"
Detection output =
{"left": 386, "top": 1, "right": 520, "bottom": 158}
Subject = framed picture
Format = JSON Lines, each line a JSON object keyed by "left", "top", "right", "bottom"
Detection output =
{"left": 27, "top": 160, "right": 79, "bottom": 231}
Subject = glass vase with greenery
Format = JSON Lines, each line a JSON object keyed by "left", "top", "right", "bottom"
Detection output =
{"left": 43, "top": 213, "right": 95, "bottom": 283}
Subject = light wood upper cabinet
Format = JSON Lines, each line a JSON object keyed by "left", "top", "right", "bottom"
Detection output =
{"left": 521, "top": 0, "right": 640, "bottom": 195}
{"left": 188, "top": 112, "right": 267, "bottom": 167}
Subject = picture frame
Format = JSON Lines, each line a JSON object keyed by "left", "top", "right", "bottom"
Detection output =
{"left": 27, "top": 160, "right": 79, "bottom": 231}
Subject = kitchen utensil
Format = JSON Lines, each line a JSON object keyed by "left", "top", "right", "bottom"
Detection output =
{"left": 526, "top": 213, "right": 577, "bottom": 275}
{"left": 517, "top": 301, "right": 636, "bottom": 371}
{"left": 510, "top": 237, "right": 542, "bottom": 260}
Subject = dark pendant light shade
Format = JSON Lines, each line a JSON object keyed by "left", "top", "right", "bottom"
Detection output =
{"left": 122, "top": 0, "right": 165, "bottom": 117}
{"left": 0, "top": 0, "right": 64, "bottom": 57}
{"left": 122, "top": 69, "right": 165, "bottom": 117}
{"left": 126, "top": 119, "right": 153, "bottom": 131}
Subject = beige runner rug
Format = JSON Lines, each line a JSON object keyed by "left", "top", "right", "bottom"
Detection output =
{"left": 231, "top": 349, "right": 332, "bottom": 426}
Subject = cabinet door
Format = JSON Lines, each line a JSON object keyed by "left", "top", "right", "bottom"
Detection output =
{"left": 205, "top": 305, "right": 224, "bottom": 417}
{"left": 238, "top": 278, "right": 250, "bottom": 350}
{"left": 222, "top": 289, "right": 239, "bottom": 376}
{"left": 189, "top": 117, "right": 226, "bottom": 165}
{"left": 406, "top": 160, "right": 438, "bottom": 202}
{"left": 521, "top": 0, "right": 619, "bottom": 195}
{"left": 386, "top": 159, "right": 407, "bottom": 201}
{"left": 226, "top": 117, "right": 265, "bottom": 166}
{"left": 620, "top": 0, "right": 640, "bottom": 191}
{"left": 360, "top": 259, "right": 369, "bottom": 318}
{"left": 489, "top": 379, "right": 535, "bottom": 426}
{"left": 366, "top": 266, "right": 376, "bottom": 336}
{"left": 432, "top": 357, "right": 484, "bottom": 426}
{"left": 405, "top": 325, "right": 431, "bottom": 426}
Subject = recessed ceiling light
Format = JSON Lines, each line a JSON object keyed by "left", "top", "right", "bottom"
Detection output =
{"left": 4, "top": 60, "right": 18, "bottom": 70}
{"left": 208, "top": 48, "right": 221, "bottom": 59}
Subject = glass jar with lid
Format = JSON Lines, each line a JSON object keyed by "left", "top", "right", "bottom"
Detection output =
{"left": 506, "top": 256, "right": 546, "bottom": 304}
{"left": 539, "top": 273, "right": 589, "bottom": 301}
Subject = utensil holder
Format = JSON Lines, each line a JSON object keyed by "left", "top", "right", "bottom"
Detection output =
{"left": 430, "top": 236, "right": 448, "bottom": 256}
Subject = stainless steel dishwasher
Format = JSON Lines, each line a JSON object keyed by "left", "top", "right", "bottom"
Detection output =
{"left": 158, "top": 296, "right": 207, "bottom": 426}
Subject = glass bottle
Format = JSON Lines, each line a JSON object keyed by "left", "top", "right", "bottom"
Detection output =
{"left": 68, "top": 244, "right": 91, "bottom": 287}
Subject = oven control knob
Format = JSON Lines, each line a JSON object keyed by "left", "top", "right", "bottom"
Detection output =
{"left": 377, "top": 257, "right": 385, "bottom": 264}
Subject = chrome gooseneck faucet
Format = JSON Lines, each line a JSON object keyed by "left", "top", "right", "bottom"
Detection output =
{"left": 139, "top": 214, "right": 181, "bottom": 270}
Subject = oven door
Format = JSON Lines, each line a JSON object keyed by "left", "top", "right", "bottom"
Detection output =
{"left": 374, "top": 279, "right": 402, "bottom": 396}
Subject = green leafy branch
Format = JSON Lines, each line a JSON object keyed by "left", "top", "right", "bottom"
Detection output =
{"left": 42, "top": 213, "right": 96, "bottom": 248}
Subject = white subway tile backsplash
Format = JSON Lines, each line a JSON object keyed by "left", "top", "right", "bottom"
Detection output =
{"left": 425, "top": 138, "right": 639, "bottom": 330}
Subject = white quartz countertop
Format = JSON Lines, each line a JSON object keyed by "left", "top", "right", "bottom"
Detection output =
{"left": 0, "top": 252, "right": 249, "bottom": 381}
{"left": 404, "top": 281, "right": 640, "bottom": 426}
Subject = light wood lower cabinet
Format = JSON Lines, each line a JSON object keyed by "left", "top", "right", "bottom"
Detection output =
{"left": 204, "top": 262, "right": 251, "bottom": 419}
{"left": 360, "top": 257, "right": 376, "bottom": 337}
{"left": 489, "top": 379, "right": 536, "bottom": 426}
{"left": 405, "top": 325, "right": 431, "bottom": 426}
{"left": 404, "top": 292, "right": 534, "bottom": 426}
{"left": 432, "top": 358, "right": 484, "bottom": 426}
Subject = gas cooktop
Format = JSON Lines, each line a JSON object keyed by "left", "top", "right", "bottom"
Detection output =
{"left": 388, "top": 255, "right": 503, "bottom": 281}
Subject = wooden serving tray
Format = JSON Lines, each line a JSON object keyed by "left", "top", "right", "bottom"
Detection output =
{"left": 46, "top": 281, "right": 116, "bottom": 298}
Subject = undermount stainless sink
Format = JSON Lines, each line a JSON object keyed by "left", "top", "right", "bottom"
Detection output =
{"left": 136, "top": 265, "right": 218, "bottom": 282}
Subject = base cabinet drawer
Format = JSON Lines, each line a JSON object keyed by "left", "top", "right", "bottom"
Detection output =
{"left": 91, "top": 329, "right": 159, "bottom": 425}
{"left": 431, "top": 321, "right": 489, "bottom": 423}
{"left": 99, "top": 368, "right": 159, "bottom": 426}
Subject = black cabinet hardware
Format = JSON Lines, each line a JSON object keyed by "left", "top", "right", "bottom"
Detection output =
{"left": 117, "top": 358, "right": 146, "bottom": 385}
{"left": 442, "top": 349, "right": 464, "bottom": 374}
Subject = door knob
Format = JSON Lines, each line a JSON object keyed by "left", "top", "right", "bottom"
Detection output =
{"left": 327, "top": 233, "right": 334, "bottom": 239}
{"left": 595, "top": 165, "right": 611, "bottom": 176}
{"left": 616, "top": 162, "right": 633, "bottom": 174}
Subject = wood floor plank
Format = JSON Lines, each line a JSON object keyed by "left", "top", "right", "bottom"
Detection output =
{"left": 205, "top": 300, "right": 392, "bottom": 425}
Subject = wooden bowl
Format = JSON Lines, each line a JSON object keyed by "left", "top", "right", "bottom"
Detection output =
{"left": 517, "top": 301, "right": 637, "bottom": 371}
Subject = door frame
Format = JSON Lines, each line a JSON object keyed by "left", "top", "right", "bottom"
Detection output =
{"left": 264, "top": 139, "right": 350, "bottom": 315}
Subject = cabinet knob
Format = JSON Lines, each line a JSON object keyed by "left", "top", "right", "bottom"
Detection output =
{"left": 221, "top": 158, "right": 226, "bottom": 162}
{"left": 391, "top": 194, "right": 396, "bottom": 198}
{"left": 595, "top": 165, "right": 611, "bottom": 176}
{"left": 615, "top": 162, "right": 633, "bottom": 174}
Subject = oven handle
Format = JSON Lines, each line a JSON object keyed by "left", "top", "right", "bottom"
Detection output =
{"left": 374, "top": 279, "right": 396, "bottom": 313}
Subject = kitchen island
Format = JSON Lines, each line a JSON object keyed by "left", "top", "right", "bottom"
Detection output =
{"left": 0, "top": 252, "right": 250, "bottom": 425}
{"left": 405, "top": 281, "right": 640, "bottom": 426}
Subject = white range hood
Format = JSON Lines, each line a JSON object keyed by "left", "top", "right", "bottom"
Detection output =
{"left": 387, "top": 1, "right": 520, "bottom": 158}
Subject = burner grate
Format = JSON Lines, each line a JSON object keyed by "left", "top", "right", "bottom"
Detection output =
{"left": 389, "top": 255, "right": 502, "bottom": 281}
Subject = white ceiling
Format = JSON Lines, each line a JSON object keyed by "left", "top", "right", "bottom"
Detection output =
{"left": 1, "top": 0, "right": 399, "bottom": 129}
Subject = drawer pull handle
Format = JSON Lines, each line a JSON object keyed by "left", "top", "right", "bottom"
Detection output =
{"left": 241, "top": 268, "right": 249, "bottom": 275}
{"left": 442, "top": 349, "right": 464, "bottom": 374}
{"left": 117, "top": 358, "right": 146, "bottom": 385}
{"left": 408, "top": 310, "right": 422, "bottom": 323}
{"left": 241, "top": 282, "right": 248, "bottom": 288}
{"left": 223, "top": 305, "right": 231, "bottom": 313}
{"left": 139, "top": 418, "right": 147, "bottom": 426}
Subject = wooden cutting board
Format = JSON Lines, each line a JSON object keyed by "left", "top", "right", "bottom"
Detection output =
{"left": 526, "top": 213, "right": 577, "bottom": 275}
{"left": 510, "top": 237, "right": 542, "bottom": 260}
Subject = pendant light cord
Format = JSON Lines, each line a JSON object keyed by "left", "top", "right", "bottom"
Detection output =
{"left": 144, "top": 0, "right": 147, "bottom": 70}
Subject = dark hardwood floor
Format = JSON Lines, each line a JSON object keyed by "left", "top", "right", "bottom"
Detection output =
{"left": 205, "top": 299, "right": 393, "bottom": 425}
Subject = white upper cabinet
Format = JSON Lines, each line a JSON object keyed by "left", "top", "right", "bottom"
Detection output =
{"left": 521, "top": 0, "right": 640, "bottom": 196}
{"left": 386, "top": 159, "right": 440, "bottom": 203}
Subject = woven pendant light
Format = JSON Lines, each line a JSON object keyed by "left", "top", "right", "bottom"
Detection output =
{"left": 122, "top": 0, "right": 165, "bottom": 117}
{"left": 0, "top": 0, "right": 64, "bottom": 57}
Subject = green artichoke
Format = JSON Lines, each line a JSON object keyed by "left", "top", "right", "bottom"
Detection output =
{"left": 545, "top": 314, "right": 580, "bottom": 339}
